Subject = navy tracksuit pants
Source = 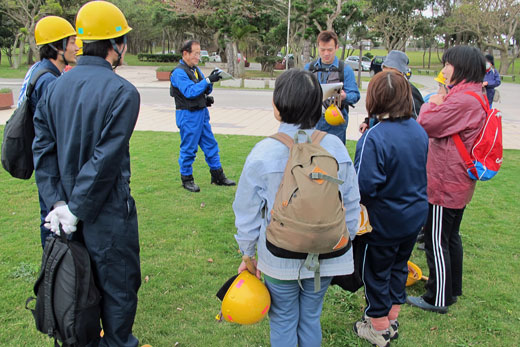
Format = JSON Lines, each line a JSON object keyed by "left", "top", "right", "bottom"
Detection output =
{"left": 362, "top": 236, "right": 417, "bottom": 318}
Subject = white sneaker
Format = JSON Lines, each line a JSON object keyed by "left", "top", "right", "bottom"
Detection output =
{"left": 353, "top": 319, "right": 391, "bottom": 347}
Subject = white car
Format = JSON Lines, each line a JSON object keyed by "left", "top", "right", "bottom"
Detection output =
{"left": 209, "top": 52, "right": 222, "bottom": 63}
{"left": 345, "top": 56, "right": 371, "bottom": 71}
{"left": 200, "top": 50, "right": 210, "bottom": 61}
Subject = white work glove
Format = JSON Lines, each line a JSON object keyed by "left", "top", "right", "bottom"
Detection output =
{"left": 44, "top": 204, "right": 79, "bottom": 235}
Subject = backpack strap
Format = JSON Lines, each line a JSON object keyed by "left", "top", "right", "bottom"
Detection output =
{"left": 270, "top": 132, "right": 294, "bottom": 149}
{"left": 43, "top": 240, "right": 69, "bottom": 338}
{"left": 465, "top": 91, "right": 490, "bottom": 111}
{"left": 338, "top": 60, "right": 344, "bottom": 84}
{"left": 310, "top": 130, "right": 327, "bottom": 144}
{"left": 26, "top": 68, "right": 60, "bottom": 98}
{"left": 452, "top": 134, "right": 478, "bottom": 179}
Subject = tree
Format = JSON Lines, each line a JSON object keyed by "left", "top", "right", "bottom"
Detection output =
{"left": 446, "top": 0, "right": 520, "bottom": 74}
{"left": 367, "top": 0, "right": 426, "bottom": 51}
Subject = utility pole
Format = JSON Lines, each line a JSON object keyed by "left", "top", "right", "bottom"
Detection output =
{"left": 286, "top": 0, "right": 291, "bottom": 70}
{"left": 357, "top": 42, "right": 363, "bottom": 88}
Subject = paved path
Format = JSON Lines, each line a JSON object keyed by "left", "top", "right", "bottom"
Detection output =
{"left": 1, "top": 65, "right": 518, "bottom": 149}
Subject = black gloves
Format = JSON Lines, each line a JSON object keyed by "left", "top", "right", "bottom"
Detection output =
{"left": 208, "top": 69, "right": 222, "bottom": 83}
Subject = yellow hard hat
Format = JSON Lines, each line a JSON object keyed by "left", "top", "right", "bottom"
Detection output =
{"left": 406, "top": 261, "right": 423, "bottom": 287}
{"left": 434, "top": 71, "right": 446, "bottom": 85}
{"left": 76, "top": 38, "right": 83, "bottom": 56}
{"left": 324, "top": 104, "right": 345, "bottom": 126}
{"left": 75, "top": 1, "right": 132, "bottom": 41}
{"left": 35, "top": 16, "right": 76, "bottom": 46}
{"left": 220, "top": 271, "right": 270, "bottom": 325}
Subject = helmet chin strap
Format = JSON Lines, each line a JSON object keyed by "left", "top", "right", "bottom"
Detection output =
{"left": 48, "top": 37, "right": 70, "bottom": 67}
{"left": 110, "top": 36, "right": 127, "bottom": 70}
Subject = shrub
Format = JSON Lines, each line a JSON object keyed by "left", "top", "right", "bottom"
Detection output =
{"left": 0, "top": 88, "right": 12, "bottom": 93}
{"left": 137, "top": 53, "right": 182, "bottom": 62}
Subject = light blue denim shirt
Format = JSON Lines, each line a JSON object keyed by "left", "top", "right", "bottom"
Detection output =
{"left": 233, "top": 123, "right": 361, "bottom": 280}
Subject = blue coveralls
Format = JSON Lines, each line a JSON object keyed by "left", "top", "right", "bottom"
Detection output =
{"left": 305, "top": 57, "right": 360, "bottom": 144}
{"left": 18, "top": 58, "right": 61, "bottom": 248}
{"left": 33, "top": 56, "right": 141, "bottom": 347}
{"left": 171, "top": 60, "right": 221, "bottom": 176}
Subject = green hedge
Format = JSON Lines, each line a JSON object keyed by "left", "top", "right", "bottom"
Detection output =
{"left": 137, "top": 53, "right": 182, "bottom": 62}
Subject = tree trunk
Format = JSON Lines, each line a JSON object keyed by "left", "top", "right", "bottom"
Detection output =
{"left": 302, "top": 39, "right": 311, "bottom": 65}
{"left": 428, "top": 46, "right": 432, "bottom": 69}
{"left": 499, "top": 49, "right": 510, "bottom": 75}
{"left": 226, "top": 40, "right": 235, "bottom": 77}
{"left": 27, "top": 48, "right": 33, "bottom": 65}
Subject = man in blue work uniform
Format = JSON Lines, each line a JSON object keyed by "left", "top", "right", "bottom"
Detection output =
{"left": 170, "top": 40, "right": 235, "bottom": 192}
{"left": 33, "top": 2, "right": 141, "bottom": 346}
{"left": 17, "top": 16, "right": 78, "bottom": 248}
{"left": 305, "top": 31, "right": 360, "bottom": 144}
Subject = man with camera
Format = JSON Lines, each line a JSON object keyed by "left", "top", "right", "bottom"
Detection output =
{"left": 170, "top": 40, "right": 235, "bottom": 192}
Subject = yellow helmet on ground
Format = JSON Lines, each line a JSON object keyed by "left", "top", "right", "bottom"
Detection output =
{"left": 324, "top": 104, "right": 345, "bottom": 126}
{"left": 434, "top": 71, "right": 446, "bottom": 85}
{"left": 35, "top": 16, "right": 76, "bottom": 46}
{"left": 406, "top": 261, "right": 423, "bottom": 287}
{"left": 219, "top": 271, "right": 270, "bottom": 325}
{"left": 75, "top": 1, "right": 132, "bottom": 41}
{"left": 76, "top": 38, "right": 83, "bottom": 56}
{"left": 357, "top": 204, "right": 373, "bottom": 236}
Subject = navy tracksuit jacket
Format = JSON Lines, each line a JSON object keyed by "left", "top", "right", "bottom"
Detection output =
{"left": 354, "top": 118, "right": 429, "bottom": 318}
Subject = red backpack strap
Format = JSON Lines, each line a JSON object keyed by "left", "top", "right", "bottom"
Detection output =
{"left": 452, "top": 133, "right": 479, "bottom": 179}
{"left": 464, "top": 91, "right": 490, "bottom": 111}
{"left": 310, "top": 130, "right": 327, "bottom": 144}
{"left": 270, "top": 132, "right": 294, "bottom": 149}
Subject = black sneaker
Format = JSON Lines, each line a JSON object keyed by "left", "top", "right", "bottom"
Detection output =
{"left": 406, "top": 296, "right": 448, "bottom": 314}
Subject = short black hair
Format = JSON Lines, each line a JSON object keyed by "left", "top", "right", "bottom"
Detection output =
{"left": 39, "top": 38, "right": 65, "bottom": 60}
{"left": 83, "top": 35, "right": 126, "bottom": 59}
{"left": 180, "top": 40, "right": 200, "bottom": 54}
{"left": 485, "top": 54, "right": 495, "bottom": 66}
{"left": 273, "top": 69, "right": 322, "bottom": 129}
{"left": 442, "top": 45, "right": 485, "bottom": 85}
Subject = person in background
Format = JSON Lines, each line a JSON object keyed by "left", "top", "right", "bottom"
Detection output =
{"left": 353, "top": 71, "right": 428, "bottom": 347}
{"left": 170, "top": 40, "right": 235, "bottom": 192}
{"left": 359, "top": 50, "right": 424, "bottom": 133}
{"left": 17, "top": 16, "right": 78, "bottom": 248}
{"left": 233, "top": 69, "right": 360, "bottom": 346}
{"left": 483, "top": 54, "right": 501, "bottom": 107}
{"left": 305, "top": 30, "right": 360, "bottom": 144}
{"left": 407, "top": 45, "right": 487, "bottom": 314}
{"left": 64, "top": 38, "right": 83, "bottom": 72}
{"left": 33, "top": 1, "right": 141, "bottom": 345}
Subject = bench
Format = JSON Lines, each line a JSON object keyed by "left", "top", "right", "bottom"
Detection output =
{"left": 501, "top": 74, "right": 516, "bottom": 82}
{"left": 416, "top": 69, "right": 438, "bottom": 76}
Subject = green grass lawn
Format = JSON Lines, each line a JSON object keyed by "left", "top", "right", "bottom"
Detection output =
{"left": 0, "top": 128, "right": 519, "bottom": 346}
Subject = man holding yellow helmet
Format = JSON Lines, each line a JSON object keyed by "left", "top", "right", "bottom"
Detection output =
{"left": 17, "top": 15, "right": 78, "bottom": 248}
{"left": 33, "top": 1, "right": 141, "bottom": 346}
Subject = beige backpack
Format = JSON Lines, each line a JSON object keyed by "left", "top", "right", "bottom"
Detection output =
{"left": 266, "top": 130, "right": 351, "bottom": 291}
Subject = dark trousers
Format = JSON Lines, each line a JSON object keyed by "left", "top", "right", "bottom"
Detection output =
{"left": 423, "top": 203, "right": 464, "bottom": 307}
{"left": 362, "top": 236, "right": 417, "bottom": 318}
{"left": 77, "top": 184, "right": 141, "bottom": 347}
{"left": 39, "top": 192, "right": 52, "bottom": 248}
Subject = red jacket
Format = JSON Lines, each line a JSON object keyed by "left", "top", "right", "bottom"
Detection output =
{"left": 418, "top": 82, "right": 486, "bottom": 209}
